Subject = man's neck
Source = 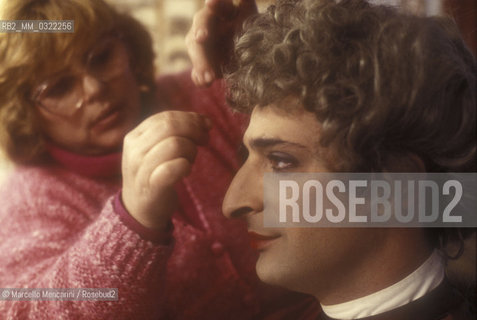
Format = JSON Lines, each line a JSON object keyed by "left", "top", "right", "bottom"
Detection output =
{"left": 316, "top": 229, "right": 433, "bottom": 305}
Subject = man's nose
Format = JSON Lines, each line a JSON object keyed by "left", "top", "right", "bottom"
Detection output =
{"left": 222, "top": 163, "right": 263, "bottom": 220}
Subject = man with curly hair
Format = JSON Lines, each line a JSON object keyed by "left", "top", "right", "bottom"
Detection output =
{"left": 222, "top": 0, "right": 476, "bottom": 319}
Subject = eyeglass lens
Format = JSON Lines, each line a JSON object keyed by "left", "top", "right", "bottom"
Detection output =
{"left": 34, "top": 38, "right": 129, "bottom": 116}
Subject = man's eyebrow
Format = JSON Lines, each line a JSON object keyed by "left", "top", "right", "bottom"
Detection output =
{"left": 248, "top": 138, "right": 307, "bottom": 150}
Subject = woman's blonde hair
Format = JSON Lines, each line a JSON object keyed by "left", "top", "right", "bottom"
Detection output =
{"left": 0, "top": 0, "right": 156, "bottom": 164}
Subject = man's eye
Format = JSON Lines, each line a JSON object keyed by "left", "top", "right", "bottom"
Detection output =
{"left": 267, "top": 152, "right": 298, "bottom": 171}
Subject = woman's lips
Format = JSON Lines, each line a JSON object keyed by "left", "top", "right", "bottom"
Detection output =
{"left": 248, "top": 231, "right": 280, "bottom": 251}
{"left": 93, "top": 104, "right": 121, "bottom": 131}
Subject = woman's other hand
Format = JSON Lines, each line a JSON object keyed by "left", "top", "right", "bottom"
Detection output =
{"left": 186, "top": 0, "right": 257, "bottom": 87}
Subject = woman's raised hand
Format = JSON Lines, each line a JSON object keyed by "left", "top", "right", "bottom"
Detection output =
{"left": 121, "top": 111, "right": 211, "bottom": 230}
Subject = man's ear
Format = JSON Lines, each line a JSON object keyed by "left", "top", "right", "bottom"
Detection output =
{"left": 383, "top": 153, "right": 426, "bottom": 172}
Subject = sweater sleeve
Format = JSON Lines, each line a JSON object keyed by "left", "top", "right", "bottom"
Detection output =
{"left": 0, "top": 167, "right": 172, "bottom": 320}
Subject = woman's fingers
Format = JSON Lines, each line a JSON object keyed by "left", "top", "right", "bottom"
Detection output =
{"left": 121, "top": 111, "right": 211, "bottom": 229}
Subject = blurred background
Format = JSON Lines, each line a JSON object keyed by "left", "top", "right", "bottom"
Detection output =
{"left": 105, "top": 0, "right": 476, "bottom": 75}
{"left": 104, "top": 0, "right": 275, "bottom": 75}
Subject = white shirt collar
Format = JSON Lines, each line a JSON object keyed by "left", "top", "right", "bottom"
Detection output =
{"left": 321, "top": 250, "right": 445, "bottom": 319}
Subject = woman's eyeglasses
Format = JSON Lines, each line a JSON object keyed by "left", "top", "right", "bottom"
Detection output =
{"left": 32, "top": 37, "right": 131, "bottom": 117}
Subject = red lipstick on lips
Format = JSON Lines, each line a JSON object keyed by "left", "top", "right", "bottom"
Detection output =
{"left": 248, "top": 232, "right": 279, "bottom": 250}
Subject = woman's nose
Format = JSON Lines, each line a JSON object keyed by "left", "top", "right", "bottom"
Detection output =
{"left": 82, "top": 74, "right": 105, "bottom": 102}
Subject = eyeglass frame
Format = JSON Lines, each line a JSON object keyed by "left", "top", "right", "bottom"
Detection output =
{"left": 31, "top": 34, "right": 133, "bottom": 117}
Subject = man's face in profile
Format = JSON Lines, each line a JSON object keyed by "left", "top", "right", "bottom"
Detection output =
{"left": 222, "top": 101, "right": 388, "bottom": 302}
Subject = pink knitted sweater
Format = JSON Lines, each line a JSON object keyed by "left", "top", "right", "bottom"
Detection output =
{"left": 0, "top": 72, "right": 319, "bottom": 319}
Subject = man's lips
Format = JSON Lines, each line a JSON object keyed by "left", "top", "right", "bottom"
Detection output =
{"left": 248, "top": 231, "right": 280, "bottom": 250}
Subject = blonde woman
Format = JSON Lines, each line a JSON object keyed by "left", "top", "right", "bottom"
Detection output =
{"left": 0, "top": 0, "right": 315, "bottom": 318}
